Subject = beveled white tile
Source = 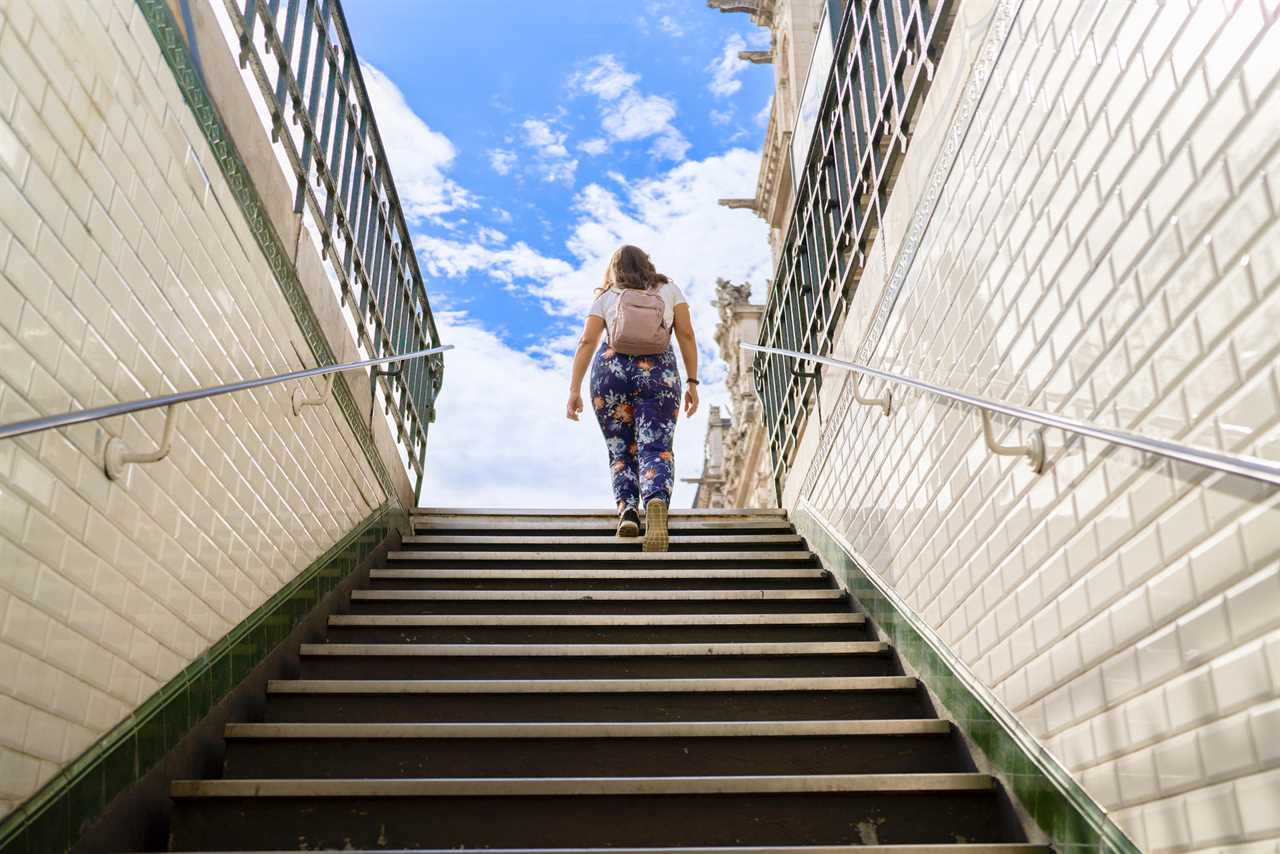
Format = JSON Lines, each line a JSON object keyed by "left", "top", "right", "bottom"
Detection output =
{"left": 1184, "top": 780, "right": 1245, "bottom": 848}
{"left": 1153, "top": 729, "right": 1203, "bottom": 794}
{"left": 1165, "top": 667, "right": 1220, "bottom": 731}
{"left": 1198, "top": 712, "right": 1258, "bottom": 781}
{"left": 1209, "top": 641, "right": 1274, "bottom": 713}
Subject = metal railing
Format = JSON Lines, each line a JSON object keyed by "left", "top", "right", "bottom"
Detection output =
{"left": 0, "top": 346, "right": 454, "bottom": 485}
{"left": 218, "top": 0, "right": 443, "bottom": 487}
{"left": 754, "top": 0, "right": 955, "bottom": 481}
{"left": 744, "top": 343, "right": 1280, "bottom": 489}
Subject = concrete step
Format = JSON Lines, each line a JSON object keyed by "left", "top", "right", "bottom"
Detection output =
{"left": 167, "top": 774, "right": 1016, "bottom": 850}
{"left": 330, "top": 613, "right": 866, "bottom": 626}
{"left": 348, "top": 588, "right": 849, "bottom": 616}
{"left": 385, "top": 550, "right": 817, "bottom": 564}
{"left": 324, "top": 612, "right": 868, "bottom": 644}
{"left": 166, "top": 846, "right": 1050, "bottom": 854}
{"left": 414, "top": 508, "right": 789, "bottom": 519}
{"left": 402, "top": 533, "right": 807, "bottom": 548}
{"left": 263, "top": 675, "right": 930, "bottom": 723}
{"left": 413, "top": 518, "right": 795, "bottom": 535}
{"left": 226, "top": 719, "right": 950, "bottom": 738}
{"left": 173, "top": 773, "right": 993, "bottom": 796}
{"left": 301, "top": 641, "right": 887, "bottom": 656}
{"left": 370, "top": 568, "right": 828, "bottom": 579}
{"left": 296, "top": 640, "right": 895, "bottom": 679}
{"left": 351, "top": 589, "right": 843, "bottom": 600}
{"left": 365, "top": 577, "right": 832, "bottom": 592}
{"left": 364, "top": 567, "right": 831, "bottom": 592}
{"left": 220, "top": 720, "right": 962, "bottom": 779}
{"left": 269, "top": 676, "right": 919, "bottom": 694}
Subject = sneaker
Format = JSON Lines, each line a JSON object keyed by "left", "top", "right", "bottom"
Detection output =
{"left": 617, "top": 508, "right": 641, "bottom": 538}
{"left": 643, "top": 498, "right": 669, "bottom": 552}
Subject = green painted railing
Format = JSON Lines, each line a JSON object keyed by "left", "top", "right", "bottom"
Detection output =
{"left": 218, "top": 0, "right": 446, "bottom": 497}
{"left": 753, "top": 0, "right": 956, "bottom": 488}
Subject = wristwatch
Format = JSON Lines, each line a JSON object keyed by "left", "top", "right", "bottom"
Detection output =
{"left": 686, "top": 379, "right": 699, "bottom": 385}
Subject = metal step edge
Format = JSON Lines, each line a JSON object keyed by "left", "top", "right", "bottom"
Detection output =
{"left": 414, "top": 508, "right": 790, "bottom": 518}
{"left": 368, "top": 569, "right": 828, "bottom": 580}
{"left": 386, "top": 551, "right": 816, "bottom": 562}
{"left": 328, "top": 613, "right": 866, "bottom": 627}
{"left": 402, "top": 535, "right": 806, "bottom": 546}
{"left": 156, "top": 846, "right": 1051, "bottom": 854}
{"left": 413, "top": 520, "right": 793, "bottom": 531}
{"left": 224, "top": 719, "right": 951, "bottom": 739}
{"left": 298, "top": 642, "right": 889, "bottom": 657}
{"left": 265, "top": 676, "right": 919, "bottom": 694}
{"left": 170, "top": 773, "right": 993, "bottom": 798}
{"left": 350, "top": 590, "right": 845, "bottom": 601}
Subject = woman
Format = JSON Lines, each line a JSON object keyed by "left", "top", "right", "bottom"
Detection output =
{"left": 566, "top": 245, "right": 699, "bottom": 551}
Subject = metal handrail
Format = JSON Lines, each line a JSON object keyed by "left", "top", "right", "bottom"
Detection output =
{"left": 742, "top": 343, "right": 1280, "bottom": 488}
{"left": 0, "top": 345, "right": 453, "bottom": 443}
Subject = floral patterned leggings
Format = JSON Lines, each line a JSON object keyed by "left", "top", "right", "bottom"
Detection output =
{"left": 589, "top": 343, "right": 681, "bottom": 512}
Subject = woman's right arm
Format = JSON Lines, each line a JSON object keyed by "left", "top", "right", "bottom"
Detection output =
{"left": 567, "top": 315, "right": 606, "bottom": 421}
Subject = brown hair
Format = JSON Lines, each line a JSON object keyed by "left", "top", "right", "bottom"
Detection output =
{"left": 596, "top": 245, "right": 669, "bottom": 296}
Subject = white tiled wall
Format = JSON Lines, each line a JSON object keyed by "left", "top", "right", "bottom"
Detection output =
{"left": 0, "top": 0, "right": 393, "bottom": 817}
{"left": 788, "top": 1, "right": 1280, "bottom": 850}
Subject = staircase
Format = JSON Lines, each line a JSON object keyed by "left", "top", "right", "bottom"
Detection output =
{"left": 164, "top": 508, "right": 1047, "bottom": 853}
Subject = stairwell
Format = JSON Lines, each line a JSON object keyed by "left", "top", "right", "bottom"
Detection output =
{"left": 162, "top": 508, "right": 1048, "bottom": 853}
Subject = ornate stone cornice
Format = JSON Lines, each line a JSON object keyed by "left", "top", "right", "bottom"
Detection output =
{"left": 706, "top": 0, "right": 775, "bottom": 25}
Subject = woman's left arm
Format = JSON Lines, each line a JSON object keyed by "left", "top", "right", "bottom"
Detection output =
{"left": 672, "top": 303, "right": 699, "bottom": 417}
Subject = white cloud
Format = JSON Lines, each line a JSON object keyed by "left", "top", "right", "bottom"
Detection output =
{"left": 572, "top": 55, "right": 640, "bottom": 101}
{"left": 650, "top": 130, "right": 691, "bottom": 161}
{"left": 477, "top": 226, "right": 507, "bottom": 245}
{"left": 521, "top": 118, "right": 578, "bottom": 184}
{"left": 573, "top": 55, "right": 690, "bottom": 162}
{"left": 415, "top": 234, "right": 574, "bottom": 284}
{"left": 417, "top": 150, "right": 772, "bottom": 507}
{"left": 360, "top": 64, "right": 471, "bottom": 222}
{"left": 488, "top": 148, "right": 517, "bottom": 175}
{"left": 601, "top": 92, "right": 677, "bottom": 142}
{"left": 658, "top": 15, "right": 685, "bottom": 37}
{"left": 710, "top": 108, "right": 733, "bottom": 126}
{"left": 579, "top": 138, "right": 609, "bottom": 156}
{"left": 708, "top": 34, "right": 747, "bottom": 98}
{"left": 523, "top": 119, "right": 569, "bottom": 157}
{"left": 419, "top": 311, "right": 617, "bottom": 508}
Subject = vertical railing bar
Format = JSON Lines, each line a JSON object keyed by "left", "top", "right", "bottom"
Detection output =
{"left": 319, "top": 54, "right": 346, "bottom": 238}
{"left": 344, "top": 112, "right": 369, "bottom": 284}
{"left": 272, "top": 0, "right": 301, "bottom": 109}
{"left": 291, "top": 0, "right": 316, "bottom": 117}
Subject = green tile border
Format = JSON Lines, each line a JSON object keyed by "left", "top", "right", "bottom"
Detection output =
{"left": 133, "top": 0, "right": 411, "bottom": 509}
{"left": 794, "top": 502, "right": 1141, "bottom": 854}
{"left": 0, "top": 502, "right": 402, "bottom": 854}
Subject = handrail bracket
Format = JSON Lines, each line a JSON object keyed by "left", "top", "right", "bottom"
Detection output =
{"left": 980, "top": 409, "right": 1045, "bottom": 474}
{"left": 104, "top": 406, "right": 179, "bottom": 481}
{"left": 292, "top": 372, "right": 335, "bottom": 415}
{"left": 853, "top": 378, "right": 892, "bottom": 417}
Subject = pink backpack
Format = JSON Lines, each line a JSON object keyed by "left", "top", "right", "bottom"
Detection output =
{"left": 610, "top": 288, "right": 671, "bottom": 355}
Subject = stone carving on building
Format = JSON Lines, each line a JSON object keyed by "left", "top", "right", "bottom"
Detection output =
{"left": 689, "top": 280, "right": 776, "bottom": 509}
{"left": 695, "top": 1, "right": 829, "bottom": 505}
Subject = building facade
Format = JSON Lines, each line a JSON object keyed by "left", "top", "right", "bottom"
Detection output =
{"left": 711, "top": 0, "right": 832, "bottom": 262}
{"left": 690, "top": 279, "right": 776, "bottom": 509}
{"left": 697, "top": 0, "right": 831, "bottom": 510}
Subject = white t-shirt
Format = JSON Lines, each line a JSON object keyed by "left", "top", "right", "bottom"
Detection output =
{"left": 588, "top": 283, "right": 687, "bottom": 340}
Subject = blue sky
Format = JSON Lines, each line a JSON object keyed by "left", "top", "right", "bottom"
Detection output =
{"left": 342, "top": 1, "right": 777, "bottom": 506}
